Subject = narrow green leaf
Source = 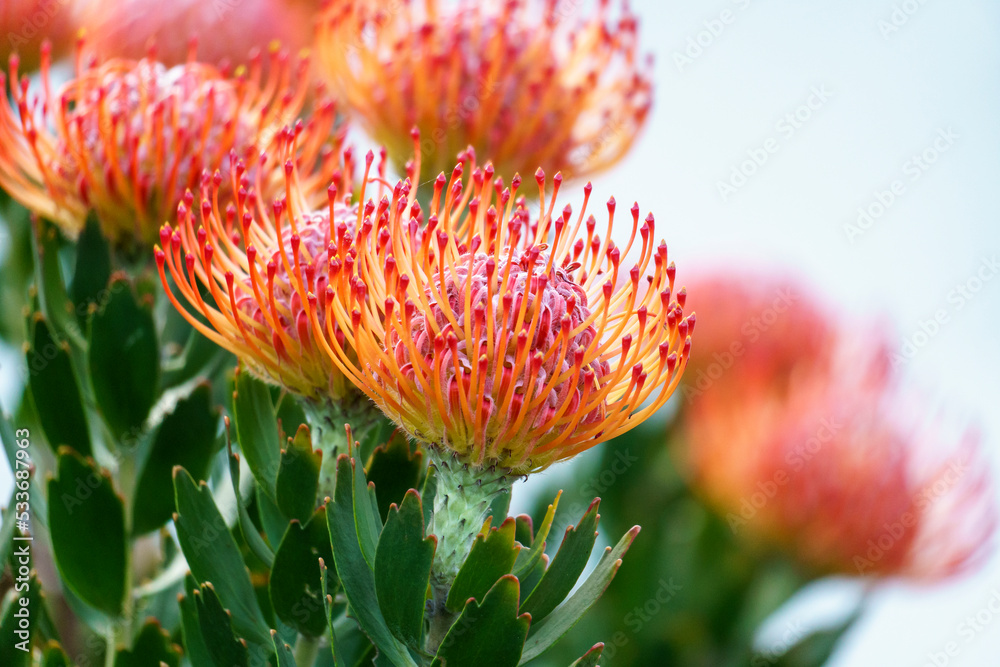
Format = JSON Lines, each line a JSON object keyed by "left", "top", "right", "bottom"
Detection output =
{"left": 26, "top": 315, "right": 91, "bottom": 456}
{"left": 194, "top": 583, "right": 250, "bottom": 667}
{"left": 173, "top": 467, "right": 270, "bottom": 647}
{"left": 327, "top": 455, "right": 417, "bottom": 667}
{"left": 421, "top": 466, "right": 438, "bottom": 529}
{"left": 71, "top": 213, "right": 111, "bottom": 322}
{"left": 569, "top": 643, "right": 605, "bottom": 667}
{"left": 518, "top": 554, "right": 549, "bottom": 606}
{"left": 270, "top": 507, "right": 335, "bottom": 637}
{"left": 354, "top": 457, "right": 382, "bottom": 569}
{"left": 42, "top": 642, "right": 71, "bottom": 667}
{"left": 88, "top": 276, "right": 159, "bottom": 439}
{"left": 446, "top": 517, "right": 520, "bottom": 612}
{"left": 271, "top": 630, "right": 297, "bottom": 667}
{"left": 113, "top": 619, "right": 181, "bottom": 667}
{"left": 514, "top": 515, "right": 534, "bottom": 548}
{"left": 432, "top": 576, "right": 530, "bottom": 667}
{"left": 375, "top": 490, "right": 434, "bottom": 647}
{"left": 319, "top": 558, "right": 348, "bottom": 667}
{"left": 31, "top": 218, "right": 81, "bottom": 348}
{"left": 47, "top": 449, "right": 127, "bottom": 616}
{"left": 512, "top": 492, "right": 560, "bottom": 578}
{"left": 365, "top": 431, "right": 423, "bottom": 520}
{"left": 132, "top": 383, "right": 219, "bottom": 534}
{"left": 226, "top": 429, "right": 275, "bottom": 568}
{"left": 179, "top": 576, "right": 213, "bottom": 667}
{"left": 234, "top": 370, "right": 280, "bottom": 498}
{"left": 520, "top": 499, "right": 601, "bottom": 622}
{"left": 519, "top": 526, "right": 640, "bottom": 664}
{"left": 277, "top": 425, "right": 321, "bottom": 523}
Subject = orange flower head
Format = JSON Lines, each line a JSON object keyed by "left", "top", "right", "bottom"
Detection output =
{"left": 0, "top": 41, "right": 341, "bottom": 246}
{"left": 678, "top": 277, "right": 996, "bottom": 581}
{"left": 316, "top": 0, "right": 652, "bottom": 182}
{"left": 320, "top": 139, "right": 692, "bottom": 473}
{"left": 1, "top": 0, "right": 79, "bottom": 71}
{"left": 77, "top": 0, "right": 317, "bottom": 69}
{"left": 155, "top": 133, "right": 361, "bottom": 401}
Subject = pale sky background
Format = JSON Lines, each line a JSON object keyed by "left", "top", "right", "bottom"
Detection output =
{"left": 519, "top": 0, "right": 1000, "bottom": 665}
{"left": 2, "top": 1, "right": 999, "bottom": 665}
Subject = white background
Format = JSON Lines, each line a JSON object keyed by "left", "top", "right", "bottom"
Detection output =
{"left": 558, "top": 0, "right": 1000, "bottom": 665}
{"left": 2, "top": 1, "right": 999, "bottom": 665}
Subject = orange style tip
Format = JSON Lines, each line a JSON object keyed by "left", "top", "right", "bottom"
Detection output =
{"left": 534, "top": 167, "right": 545, "bottom": 183}
{"left": 410, "top": 125, "right": 420, "bottom": 139}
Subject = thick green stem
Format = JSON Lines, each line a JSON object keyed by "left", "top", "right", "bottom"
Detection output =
{"left": 300, "top": 394, "right": 384, "bottom": 500}
{"left": 424, "top": 447, "right": 513, "bottom": 654}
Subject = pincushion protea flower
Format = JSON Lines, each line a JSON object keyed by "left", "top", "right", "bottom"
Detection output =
{"left": 1, "top": 0, "right": 80, "bottom": 71}
{"left": 76, "top": 0, "right": 317, "bottom": 68}
{"left": 678, "top": 274, "right": 996, "bottom": 580}
{"left": 314, "top": 139, "right": 691, "bottom": 581}
{"left": 0, "top": 41, "right": 340, "bottom": 246}
{"left": 316, "top": 0, "right": 652, "bottom": 183}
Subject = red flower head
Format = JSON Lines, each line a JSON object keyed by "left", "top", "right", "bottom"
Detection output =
{"left": 0, "top": 41, "right": 341, "bottom": 246}
{"left": 316, "top": 0, "right": 652, "bottom": 183}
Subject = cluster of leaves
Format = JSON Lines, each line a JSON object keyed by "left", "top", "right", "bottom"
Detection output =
{"left": 0, "top": 217, "right": 639, "bottom": 666}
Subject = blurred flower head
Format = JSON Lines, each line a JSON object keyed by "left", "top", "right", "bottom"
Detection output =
{"left": 156, "top": 133, "right": 358, "bottom": 400}
{"left": 678, "top": 272, "right": 996, "bottom": 581}
{"left": 318, "top": 137, "right": 691, "bottom": 473}
{"left": 0, "top": 42, "right": 339, "bottom": 247}
{"left": 1, "top": 0, "right": 80, "bottom": 71}
{"left": 75, "top": 0, "right": 316, "bottom": 68}
{"left": 316, "top": 0, "right": 652, "bottom": 182}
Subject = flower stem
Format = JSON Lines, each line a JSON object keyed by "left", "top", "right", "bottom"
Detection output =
{"left": 300, "top": 394, "right": 384, "bottom": 499}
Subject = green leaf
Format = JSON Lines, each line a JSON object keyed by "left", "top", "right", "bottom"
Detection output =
{"left": 234, "top": 370, "right": 280, "bottom": 498}
{"left": 132, "top": 383, "right": 219, "bottom": 534}
{"left": 47, "top": 449, "right": 127, "bottom": 616}
{"left": 26, "top": 315, "right": 92, "bottom": 456}
{"left": 319, "top": 558, "right": 348, "bottom": 667}
{"left": 512, "top": 492, "right": 560, "bottom": 578}
{"left": 194, "top": 583, "right": 250, "bottom": 667}
{"left": 421, "top": 466, "right": 438, "bottom": 529}
{"left": 447, "top": 517, "right": 520, "bottom": 612}
{"left": 354, "top": 455, "right": 382, "bottom": 569}
{"left": 272, "top": 630, "right": 297, "bottom": 667}
{"left": 520, "top": 499, "right": 600, "bottom": 622}
{"left": 766, "top": 610, "right": 860, "bottom": 667}
{"left": 270, "top": 507, "right": 335, "bottom": 637}
{"left": 0, "top": 573, "right": 39, "bottom": 664}
{"left": 365, "top": 431, "right": 424, "bottom": 520}
{"left": 257, "top": 485, "right": 289, "bottom": 550}
{"left": 173, "top": 467, "right": 270, "bottom": 647}
{"left": 179, "top": 576, "right": 213, "bottom": 667}
{"left": 514, "top": 515, "right": 534, "bottom": 548}
{"left": 113, "top": 619, "right": 181, "bottom": 667}
{"left": 275, "top": 393, "right": 308, "bottom": 441}
{"left": 432, "top": 576, "right": 530, "bottom": 667}
{"left": 71, "top": 213, "right": 111, "bottom": 322}
{"left": 375, "top": 490, "right": 434, "bottom": 648}
{"left": 31, "top": 218, "right": 81, "bottom": 348}
{"left": 277, "top": 425, "right": 321, "bottom": 523}
{"left": 519, "top": 526, "right": 640, "bottom": 664}
{"left": 327, "top": 455, "right": 417, "bottom": 667}
{"left": 226, "top": 428, "right": 275, "bottom": 568}
{"left": 88, "top": 276, "right": 159, "bottom": 439}
{"left": 569, "top": 643, "right": 605, "bottom": 667}
{"left": 42, "top": 642, "right": 71, "bottom": 667}
{"left": 518, "top": 554, "right": 549, "bottom": 606}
